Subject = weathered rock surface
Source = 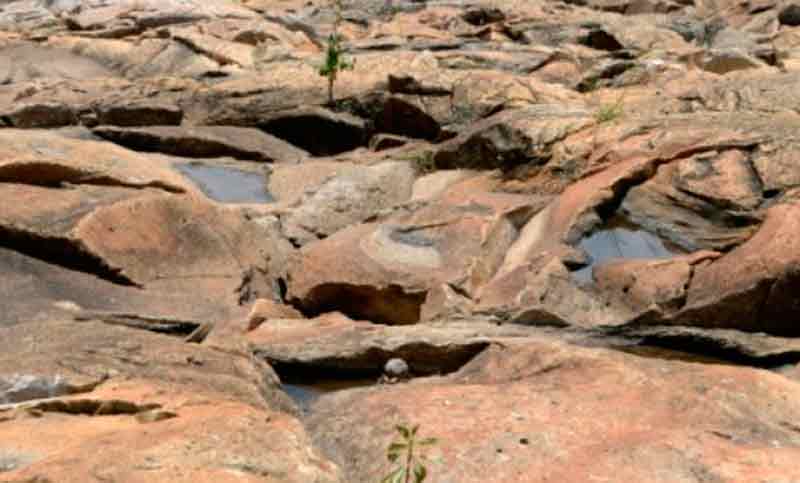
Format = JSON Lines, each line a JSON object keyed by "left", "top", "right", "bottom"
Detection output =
{"left": 0, "top": 244, "right": 246, "bottom": 329}
{"left": 4, "top": 0, "right": 800, "bottom": 479}
{"left": 280, "top": 160, "right": 415, "bottom": 245}
{"left": 0, "top": 129, "right": 192, "bottom": 191}
{"left": 93, "top": 125, "right": 309, "bottom": 163}
{"left": 665, "top": 202, "right": 800, "bottom": 335}
{"left": 0, "top": 319, "right": 343, "bottom": 482}
{"left": 309, "top": 339, "right": 800, "bottom": 483}
{"left": 433, "top": 106, "right": 591, "bottom": 171}
{"left": 249, "top": 312, "right": 536, "bottom": 377}
{"left": 286, "top": 178, "right": 546, "bottom": 324}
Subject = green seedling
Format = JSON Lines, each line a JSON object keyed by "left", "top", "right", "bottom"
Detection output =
{"left": 382, "top": 423, "right": 438, "bottom": 483}
{"left": 319, "top": 32, "right": 354, "bottom": 105}
{"left": 319, "top": 0, "right": 354, "bottom": 105}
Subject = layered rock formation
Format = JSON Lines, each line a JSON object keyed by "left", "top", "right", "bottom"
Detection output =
{"left": 4, "top": 0, "right": 800, "bottom": 480}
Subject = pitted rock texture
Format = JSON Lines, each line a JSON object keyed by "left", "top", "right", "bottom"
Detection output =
{"left": 4, "top": 0, "right": 800, "bottom": 480}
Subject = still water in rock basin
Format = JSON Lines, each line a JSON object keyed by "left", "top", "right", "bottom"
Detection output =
{"left": 283, "top": 378, "right": 376, "bottom": 413}
{"left": 175, "top": 164, "right": 274, "bottom": 203}
{"left": 572, "top": 217, "right": 680, "bottom": 283}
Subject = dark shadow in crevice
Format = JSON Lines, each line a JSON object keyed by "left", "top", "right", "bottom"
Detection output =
{"left": 0, "top": 226, "right": 138, "bottom": 287}
{"left": 0, "top": 162, "right": 184, "bottom": 193}
{"left": 292, "top": 283, "right": 428, "bottom": 325}
{"left": 258, "top": 114, "right": 366, "bottom": 156}
{"left": 263, "top": 341, "right": 491, "bottom": 411}
{"left": 600, "top": 326, "right": 800, "bottom": 369}
{"left": 75, "top": 313, "right": 201, "bottom": 337}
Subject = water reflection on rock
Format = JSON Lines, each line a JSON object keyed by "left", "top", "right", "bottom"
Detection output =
{"left": 175, "top": 163, "right": 274, "bottom": 203}
{"left": 572, "top": 216, "right": 681, "bottom": 283}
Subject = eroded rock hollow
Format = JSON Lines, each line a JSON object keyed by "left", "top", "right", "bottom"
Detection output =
{"left": 3, "top": 0, "right": 800, "bottom": 481}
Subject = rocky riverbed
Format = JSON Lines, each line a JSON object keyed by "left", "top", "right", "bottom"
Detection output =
{"left": 3, "top": 0, "right": 800, "bottom": 481}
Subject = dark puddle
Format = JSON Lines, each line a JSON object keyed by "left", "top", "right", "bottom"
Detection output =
{"left": 174, "top": 163, "right": 274, "bottom": 203}
{"left": 283, "top": 378, "right": 377, "bottom": 413}
{"left": 572, "top": 216, "right": 683, "bottom": 283}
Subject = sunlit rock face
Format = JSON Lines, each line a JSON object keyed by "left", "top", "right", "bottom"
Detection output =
{"left": 3, "top": 0, "right": 800, "bottom": 480}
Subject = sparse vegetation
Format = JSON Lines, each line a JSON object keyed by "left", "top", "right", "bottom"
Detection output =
{"left": 398, "top": 150, "right": 437, "bottom": 174}
{"left": 319, "top": 0, "right": 354, "bottom": 105}
{"left": 594, "top": 96, "right": 625, "bottom": 124}
{"left": 382, "top": 423, "right": 438, "bottom": 483}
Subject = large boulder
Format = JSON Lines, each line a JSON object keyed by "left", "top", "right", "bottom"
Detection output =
{"left": 280, "top": 161, "right": 416, "bottom": 246}
{"left": 433, "top": 106, "right": 591, "bottom": 171}
{"left": 286, "top": 178, "right": 544, "bottom": 324}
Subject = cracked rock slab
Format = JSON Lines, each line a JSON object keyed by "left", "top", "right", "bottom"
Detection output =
{"left": 0, "top": 318, "right": 343, "bottom": 482}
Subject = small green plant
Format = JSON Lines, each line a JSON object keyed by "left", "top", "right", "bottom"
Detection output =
{"left": 319, "top": 0, "right": 354, "bottom": 105}
{"left": 382, "top": 423, "right": 438, "bottom": 483}
{"left": 594, "top": 97, "right": 625, "bottom": 124}
{"left": 396, "top": 150, "right": 436, "bottom": 174}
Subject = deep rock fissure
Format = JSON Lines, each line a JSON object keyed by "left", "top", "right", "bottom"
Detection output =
{"left": 0, "top": 162, "right": 185, "bottom": 193}
{"left": 599, "top": 326, "right": 800, "bottom": 368}
{"left": 74, "top": 312, "right": 201, "bottom": 337}
{"left": 262, "top": 341, "right": 491, "bottom": 411}
{"left": 0, "top": 226, "right": 139, "bottom": 287}
{"left": 265, "top": 341, "right": 492, "bottom": 381}
{"left": 1, "top": 398, "right": 162, "bottom": 417}
{"left": 258, "top": 114, "right": 366, "bottom": 157}
{"left": 618, "top": 338, "right": 800, "bottom": 369}
{"left": 94, "top": 128, "right": 283, "bottom": 163}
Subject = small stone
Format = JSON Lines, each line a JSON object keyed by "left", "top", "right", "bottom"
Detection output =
{"left": 384, "top": 358, "right": 410, "bottom": 378}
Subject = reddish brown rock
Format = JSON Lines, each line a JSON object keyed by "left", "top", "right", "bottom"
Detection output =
{"left": 76, "top": 193, "right": 294, "bottom": 295}
{"left": 476, "top": 253, "right": 631, "bottom": 327}
{"left": 433, "top": 106, "right": 591, "bottom": 171}
{"left": 286, "top": 181, "right": 543, "bottom": 324}
{"left": 246, "top": 299, "right": 304, "bottom": 332}
{"left": 593, "top": 250, "right": 722, "bottom": 314}
{"left": 671, "top": 203, "right": 800, "bottom": 334}
{"left": 248, "top": 313, "right": 540, "bottom": 378}
{"left": 0, "top": 129, "right": 192, "bottom": 192}
{"left": 308, "top": 339, "right": 800, "bottom": 483}
{"left": 0, "top": 318, "right": 343, "bottom": 482}
{"left": 0, "top": 245, "right": 242, "bottom": 328}
{"left": 92, "top": 125, "right": 309, "bottom": 163}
